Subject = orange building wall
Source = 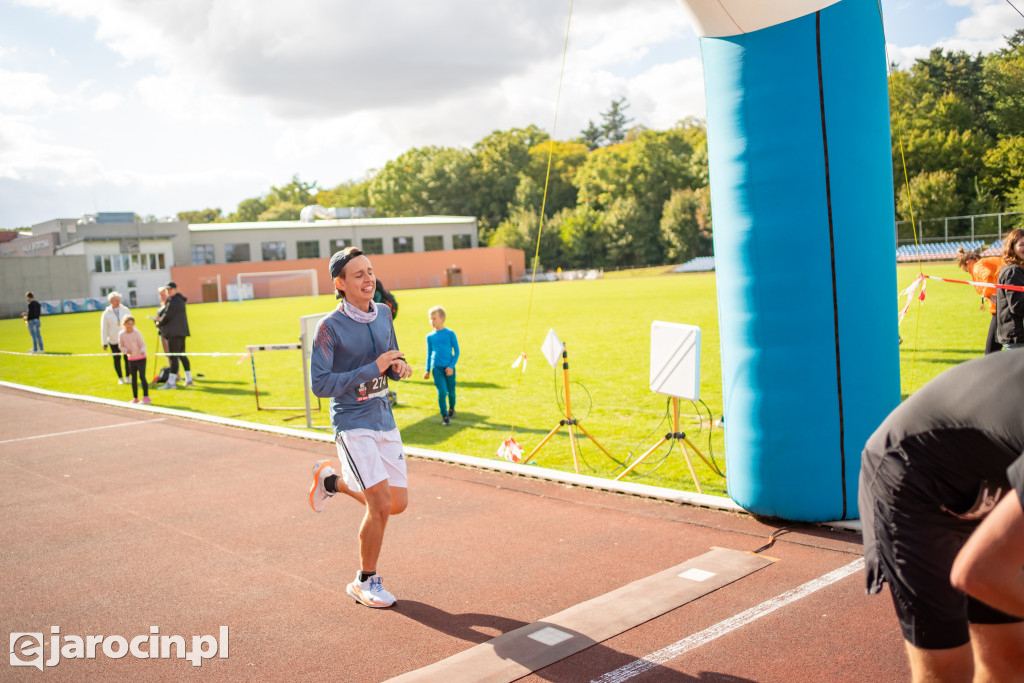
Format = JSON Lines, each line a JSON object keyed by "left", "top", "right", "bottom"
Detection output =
{"left": 170, "top": 247, "right": 526, "bottom": 303}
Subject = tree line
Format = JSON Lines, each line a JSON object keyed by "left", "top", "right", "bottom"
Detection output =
{"left": 178, "top": 29, "right": 1024, "bottom": 268}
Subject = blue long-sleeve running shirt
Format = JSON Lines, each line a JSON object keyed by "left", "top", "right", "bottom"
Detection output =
{"left": 310, "top": 304, "right": 402, "bottom": 434}
{"left": 425, "top": 328, "right": 459, "bottom": 373}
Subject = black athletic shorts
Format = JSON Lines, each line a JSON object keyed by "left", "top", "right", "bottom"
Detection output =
{"left": 859, "top": 430, "right": 1022, "bottom": 650}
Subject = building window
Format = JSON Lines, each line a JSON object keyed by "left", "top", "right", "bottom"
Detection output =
{"left": 225, "top": 243, "right": 251, "bottom": 263}
{"left": 392, "top": 236, "right": 413, "bottom": 253}
{"left": 297, "top": 240, "right": 320, "bottom": 259}
{"left": 262, "top": 241, "right": 287, "bottom": 261}
{"left": 192, "top": 244, "right": 215, "bottom": 265}
{"left": 100, "top": 286, "right": 116, "bottom": 297}
{"left": 423, "top": 235, "right": 444, "bottom": 251}
{"left": 93, "top": 256, "right": 103, "bottom": 273}
{"left": 452, "top": 234, "right": 473, "bottom": 249}
{"left": 157, "top": 253, "right": 166, "bottom": 269}
{"left": 361, "top": 237, "right": 383, "bottom": 255}
{"left": 329, "top": 238, "right": 352, "bottom": 254}
{"left": 121, "top": 255, "right": 131, "bottom": 271}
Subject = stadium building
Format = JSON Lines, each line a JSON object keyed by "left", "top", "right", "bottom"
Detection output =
{"left": 0, "top": 211, "right": 525, "bottom": 317}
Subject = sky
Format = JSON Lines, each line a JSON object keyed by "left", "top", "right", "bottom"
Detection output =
{"left": 1, "top": 0, "right": 1022, "bottom": 231}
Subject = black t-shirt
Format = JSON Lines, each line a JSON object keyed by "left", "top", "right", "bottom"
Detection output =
{"left": 863, "top": 351, "right": 1024, "bottom": 508}
{"left": 26, "top": 300, "right": 40, "bottom": 320}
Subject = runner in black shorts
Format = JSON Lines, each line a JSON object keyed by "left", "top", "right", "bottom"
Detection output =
{"left": 859, "top": 350, "right": 1024, "bottom": 681}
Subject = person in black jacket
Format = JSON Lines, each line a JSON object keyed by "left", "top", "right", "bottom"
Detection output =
{"left": 23, "top": 292, "right": 44, "bottom": 354}
{"left": 155, "top": 281, "right": 192, "bottom": 389}
{"left": 995, "top": 228, "right": 1024, "bottom": 350}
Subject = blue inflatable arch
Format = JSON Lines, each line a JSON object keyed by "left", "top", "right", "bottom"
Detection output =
{"left": 678, "top": 0, "right": 901, "bottom": 521}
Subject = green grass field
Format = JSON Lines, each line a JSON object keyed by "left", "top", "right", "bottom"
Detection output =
{"left": 0, "top": 261, "right": 990, "bottom": 496}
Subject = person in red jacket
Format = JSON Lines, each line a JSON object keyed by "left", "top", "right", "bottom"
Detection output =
{"left": 956, "top": 247, "right": 1003, "bottom": 355}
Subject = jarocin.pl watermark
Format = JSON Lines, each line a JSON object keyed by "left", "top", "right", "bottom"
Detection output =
{"left": 10, "top": 626, "right": 229, "bottom": 670}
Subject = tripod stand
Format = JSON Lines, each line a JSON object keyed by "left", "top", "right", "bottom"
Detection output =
{"left": 615, "top": 397, "right": 714, "bottom": 492}
{"left": 526, "top": 345, "right": 615, "bottom": 474}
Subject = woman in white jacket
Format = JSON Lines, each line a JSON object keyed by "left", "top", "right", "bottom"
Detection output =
{"left": 100, "top": 291, "right": 131, "bottom": 384}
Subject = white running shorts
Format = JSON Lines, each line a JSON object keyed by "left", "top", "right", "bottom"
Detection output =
{"left": 335, "top": 428, "right": 407, "bottom": 492}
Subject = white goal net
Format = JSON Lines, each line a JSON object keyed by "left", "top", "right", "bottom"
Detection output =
{"left": 230, "top": 269, "right": 319, "bottom": 302}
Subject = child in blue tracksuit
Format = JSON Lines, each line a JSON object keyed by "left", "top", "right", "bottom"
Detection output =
{"left": 422, "top": 306, "right": 459, "bottom": 426}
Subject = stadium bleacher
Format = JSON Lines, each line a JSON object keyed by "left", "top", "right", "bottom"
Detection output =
{"left": 674, "top": 256, "right": 716, "bottom": 273}
{"left": 981, "top": 239, "right": 1004, "bottom": 257}
{"left": 895, "top": 240, "right": 985, "bottom": 263}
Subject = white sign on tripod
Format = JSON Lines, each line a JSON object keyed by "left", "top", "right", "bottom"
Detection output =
{"left": 541, "top": 328, "right": 565, "bottom": 369}
{"left": 650, "top": 321, "right": 701, "bottom": 400}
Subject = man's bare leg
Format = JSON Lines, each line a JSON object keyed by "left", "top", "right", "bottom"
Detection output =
{"left": 357, "top": 481, "right": 408, "bottom": 573}
{"left": 904, "top": 641, "right": 973, "bottom": 683}
{"left": 969, "top": 621, "right": 1024, "bottom": 682}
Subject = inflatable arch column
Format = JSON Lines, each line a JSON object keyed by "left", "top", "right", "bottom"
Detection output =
{"left": 678, "top": 0, "right": 901, "bottom": 521}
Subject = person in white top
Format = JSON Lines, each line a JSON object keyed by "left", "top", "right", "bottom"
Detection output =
{"left": 100, "top": 291, "right": 131, "bottom": 384}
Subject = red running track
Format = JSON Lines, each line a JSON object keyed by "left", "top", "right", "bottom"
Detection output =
{"left": 0, "top": 385, "right": 908, "bottom": 681}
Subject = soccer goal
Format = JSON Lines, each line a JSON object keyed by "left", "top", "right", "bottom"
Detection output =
{"left": 230, "top": 269, "right": 319, "bottom": 302}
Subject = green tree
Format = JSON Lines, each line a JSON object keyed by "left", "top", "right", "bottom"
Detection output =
{"left": 913, "top": 47, "right": 991, "bottom": 135}
{"left": 266, "top": 174, "right": 319, "bottom": 207}
{"left": 578, "top": 120, "right": 603, "bottom": 151}
{"left": 368, "top": 146, "right": 475, "bottom": 217}
{"left": 603, "top": 196, "right": 645, "bottom": 267}
{"left": 227, "top": 197, "right": 267, "bottom": 223}
{"left": 522, "top": 139, "right": 588, "bottom": 217}
{"left": 258, "top": 201, "right": 303, "bottom": 222}
{"left": 488, "top": 178, "right": 562, "bottom": 268}
{"left": 557, "top": 205, "right": 607, "bottom": 268}
{"left": 601, "top": 97, "right": 634, "bottom": 145}
{"left": 983, "top": 135, "right": 1024, "bottom": 200}
{"left": 1006, "top": 180, "right": 1024, "bottom": 227}
{"left": 470, "top": 125, "right": 550, "bottom": 239}
{"left": 660, "top": 186, "right": 713, "bottom": 263}
{"left": 177, "top": 208, "right": 221, "bottom": 224}
{"left": 896, "top": 170, "right": 963, "bottom": 237}
{"left": 315, "top": 177, "right": 373, "bottom": 210}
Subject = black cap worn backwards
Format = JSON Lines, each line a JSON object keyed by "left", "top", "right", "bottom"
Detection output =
{"left": 329, "top": 247, "right": 364, "bottom": 279}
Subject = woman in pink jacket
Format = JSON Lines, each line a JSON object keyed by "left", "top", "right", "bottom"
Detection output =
{"left": 117, "top": 315, "right": 151, "bottom": 404}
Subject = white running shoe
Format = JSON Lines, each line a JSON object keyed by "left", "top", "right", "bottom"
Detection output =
{"left": 309, "top": 459, "right": 335, "bottom": 513}
{"left": 346, "top": 574, "right": 396, "bottom": 608}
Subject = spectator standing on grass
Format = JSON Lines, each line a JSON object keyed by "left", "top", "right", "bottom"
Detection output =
{"left": 422, "top": 305, "right": 459, "bottom": 426}
{"left": 148, "top": 285, "right": 170, "bottom": 355}
{"left": 155, "top": 281, "right": 192, "bottom": 389}
{"left": 100, "top": 291, "right": 131, "bottom": 384}
{"left": 117, "top": 315, "right": 150, "bottom": 404}
{"left": 955, "top": 247, "right": 1002, "bottom": 355}
{"left": 859, "top": 350, "right": 1024, "bottom": 682}
{"left": 308, "top": 247, "right": 412, "bottom": 609}
{"left": 995, "top": 227, "right": 1024, "bottom": 351}
{"left": 23, "top": 292, "right": 43, "bottom": 354}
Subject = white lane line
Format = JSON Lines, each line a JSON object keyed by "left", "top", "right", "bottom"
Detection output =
{"left": 0, "top": 419, "right": 167, "bottom": 444}
{"left": 593, "top": 557, "right": 865, "bottom": 683}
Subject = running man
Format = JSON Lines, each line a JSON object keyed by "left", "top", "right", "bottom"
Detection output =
{"left": 308, "top": 247, "right": 412, "bottom": 609}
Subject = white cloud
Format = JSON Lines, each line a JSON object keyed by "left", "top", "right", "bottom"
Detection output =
{"left": 2, "top": 0, "right": 1022, "bottom": 229}
{"left": 0, "top": 68, "right": 60, "bottom": 110}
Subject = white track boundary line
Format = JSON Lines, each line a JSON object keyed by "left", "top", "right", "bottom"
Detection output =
{"left": 592, "top": 557, "right": 865, "bottom": 683}
{"left": 0, "top": 418, "right": 166, "bottom": 444}
{"left": 0, "top": 380, "right": 861, "bottom": 531}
